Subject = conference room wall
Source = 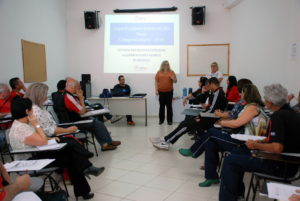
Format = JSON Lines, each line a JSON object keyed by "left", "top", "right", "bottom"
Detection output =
{"left": 229, "top": 0, "right": 300, "bottom": 97}
{"left": 65, "top": 0, "right": 231, "bottom": 116}
{"left": 0, "top": 0, "right": 68, "bottom": 93}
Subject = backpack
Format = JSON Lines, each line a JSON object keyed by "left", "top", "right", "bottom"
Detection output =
{"left": 99, "top": 89, "right": 112, "bottom": 98}
{"left": 244, "top": 104, "right": 270, "bottom": 136}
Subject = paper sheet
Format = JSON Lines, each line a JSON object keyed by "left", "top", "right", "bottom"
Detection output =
{"left": 4, "top": 159, "right": 55, "bottom": 172}
{"left": 231, "top": 134, "right": 266, "bottom": 141}
{"left": 267, "top": 182, "right": 300, "bottom": 200}
{"left": 37, "top": 139, "right": 61, "bottom": 150}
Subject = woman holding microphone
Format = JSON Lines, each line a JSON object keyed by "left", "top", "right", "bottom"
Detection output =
{"left": 155, "top": 60, "right": 177, "bottom": 125}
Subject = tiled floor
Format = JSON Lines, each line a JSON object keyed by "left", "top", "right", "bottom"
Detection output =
{"left": 68, "top": 117, "right": 273, "bottom": 201}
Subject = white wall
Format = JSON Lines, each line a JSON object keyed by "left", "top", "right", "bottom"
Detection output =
{"left": 66, "top": 0, "right": 231, "bottom": 115}
{"left": 2, "top": 0, "right": 298, "bottom": 115}
{"left": 0, "top": 0, "right": 68, "bottom": 93}
{"left": 229, "top": 0, "right": 300, "bottom": 95}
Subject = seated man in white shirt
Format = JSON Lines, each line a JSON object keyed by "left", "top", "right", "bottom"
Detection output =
{"left": 206, "top": 62, "right": 223, "bottom": 83}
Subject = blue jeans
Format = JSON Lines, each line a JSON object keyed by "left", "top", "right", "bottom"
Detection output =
{"left": 78, "top": 118, "right": 112, "bottom": 146}
{"left": 190, "top": 128, "right": 244, "bottom": 179}
{"left": 190, "top": 128, "right": 243, "bottom": 158}
{"left": 219, "top": 147, "right": 299, "bottom": 201}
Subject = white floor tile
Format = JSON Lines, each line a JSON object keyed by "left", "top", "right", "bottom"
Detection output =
{"left": 98, "top": 181, "right": 139, "bottom": 198}
{"left": 117, "top": 172, "right": 156, "bottom": 185}
{"left": 91, "top": 193, "right": 123, "bottom": 201}
{"left": 164, "top": 192, "right": 206, "bottom": 201}
{"left": 176, "top": 180, "right": 219, "bottom": 198}
{"left": 145, "top": 176, "right": 185, "bottom": 191}
{"left": 126, "top": 187, "right": 172, "bottom": 201}
{"left": 98, "top": 167, "right": 130, "bottom": 180}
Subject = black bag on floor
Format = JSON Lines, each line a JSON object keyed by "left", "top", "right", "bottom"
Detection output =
{"left": 37, "top": 190, "right": 67, "bottom": 201}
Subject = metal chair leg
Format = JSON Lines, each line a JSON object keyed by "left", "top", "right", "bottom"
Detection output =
{"left": 91, "top": 133, "right": 98, "bottom": 157}
{"left": 252, "top": 176, "right": 260, "bottom": 201}
{"left": 246, "top": 173, "right": 254, "bottom": 201}
{"left": 218, "top": 152, "right": 225, "bottom": 173}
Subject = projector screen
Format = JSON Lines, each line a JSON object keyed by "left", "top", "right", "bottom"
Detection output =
{"left": 104, "top": 14, "right": 180, "bottom": 74}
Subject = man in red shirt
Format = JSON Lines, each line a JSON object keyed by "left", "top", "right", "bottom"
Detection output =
{"left": 64, "top": 77, "right": 121, "bottom": 151}
{"left": 0, "top": 84, "right": 11, "bottom": 116}
{"left": 0, "top": 162, "right": 31, "bottom": 201}
{"left": 9, "top": 77, "right": 26, "bottom": 99}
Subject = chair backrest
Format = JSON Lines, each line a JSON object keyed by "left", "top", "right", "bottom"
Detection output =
{"left": 49, "top": 110, "right": 60, "bottom": 124}
{"left": 51, "top": 92, "right": 71, "bottom": 123}
{"left": 0, "top": 129, "right": 14, "bottom": 162}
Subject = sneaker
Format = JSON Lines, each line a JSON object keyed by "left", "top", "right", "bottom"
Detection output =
{"left": 167, "top": 122, "right": 173, "bottom": 125}
{"left": 127, "top": 121, "right": 135, "bottom": 126}
{"left": 153, "top": 141, "right": 170, "bottom": 150}
{"left": 178, "top": 148, "right": 193, "bottom": 157}
{"left": 149, "top": 137, "right": 166, "bottom": 144}
{"left": 110, "top": 115, "right": 123, "bottom": 123}
{"left": 159, "top": 121, "right": 164, "bottom": 125}
{"left": 198, "top": 179, "right": 220, "bottom": 187}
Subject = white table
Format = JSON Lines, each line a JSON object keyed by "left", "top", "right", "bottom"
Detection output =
{"left": 88, "top": 97, "right": 148, "bottom": 126}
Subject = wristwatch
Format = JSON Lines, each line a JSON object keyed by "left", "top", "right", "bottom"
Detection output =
{"left": 35, "top": 125, "right": 41, "bottom": 129}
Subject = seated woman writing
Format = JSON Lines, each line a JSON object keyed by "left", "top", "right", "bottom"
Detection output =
{"left": 9, "top": 98, "right": 103, "bottom": 200}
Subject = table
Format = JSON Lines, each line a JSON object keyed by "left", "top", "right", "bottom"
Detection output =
{"left": 88, "top": 97, "right": 148, "bottom": 126}
{"left": 10, "top": 143, "right": 67, "bottom": 154}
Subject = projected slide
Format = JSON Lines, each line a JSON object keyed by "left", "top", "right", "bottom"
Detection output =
{"left": 104, "top": 14, "right": 179, "bottom": 74}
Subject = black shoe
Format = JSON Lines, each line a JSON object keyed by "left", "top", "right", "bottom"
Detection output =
{"left": 82, "top": 192, "right": 94, "bottom": 200}
{"left": 84, "top": 166, "right": 105, "bottom": 177}
{"left": 159, "top": 121, "right": 164, "bottom": 125}
{"left": 168, "top": 122, "right": 173, "bottom": 125}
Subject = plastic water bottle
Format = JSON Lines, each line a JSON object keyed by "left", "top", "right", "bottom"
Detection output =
{"left": 182, "top": 88, "right": 187, "bottom": 98}
{"left": 188, "top": 88, "right": 193, "bottom": 94}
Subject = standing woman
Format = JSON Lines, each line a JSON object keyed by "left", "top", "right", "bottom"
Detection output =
{"left": 155, "top": 60, "right": 177, "bottom": 125}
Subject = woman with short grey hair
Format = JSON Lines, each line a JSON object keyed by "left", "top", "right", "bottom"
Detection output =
{"left": 263, "top": 83, "right": 288, "bottom": 107}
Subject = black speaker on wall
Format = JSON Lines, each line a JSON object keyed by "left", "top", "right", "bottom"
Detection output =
{"left": 192, "top": 6, "right": 205, "bottom": 25}
{"left": 84, "top": 11, "right": 99, "bottom": 29}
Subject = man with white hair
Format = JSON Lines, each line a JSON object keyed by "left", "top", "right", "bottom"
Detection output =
{"left": 64, "top": 77, "right": 121, "bottom": 151}
{"left": 0, "top": 83, "right": 11, "bottom": 117}
{"left": 0, "top": 83, "right": 13, "bottom": 149}
{"left": 219, "top": 83, "right": 300, "bottom": 201}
